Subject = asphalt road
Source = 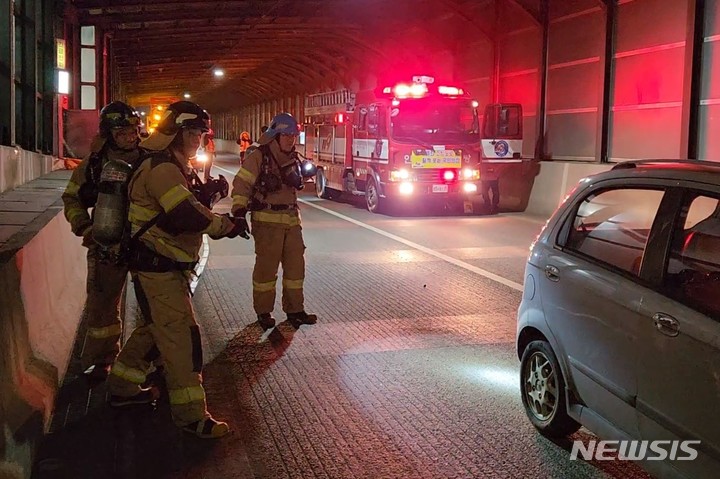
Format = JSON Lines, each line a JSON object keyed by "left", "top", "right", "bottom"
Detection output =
{"left": 36, "top": 155, "right": 653, "bottom": 479}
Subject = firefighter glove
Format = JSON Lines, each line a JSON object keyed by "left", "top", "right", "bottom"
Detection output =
{"left": 80, "top": 224, "right": 95, "bottom": 248}
{"left": 227, "top": 216, "right": 250, "bottom": 240}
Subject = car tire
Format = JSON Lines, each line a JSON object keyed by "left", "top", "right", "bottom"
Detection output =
{"left": 365, "top": 177, "right": 385, "bottom": 214}
{"left": 520, "top": 340, "right": 581, "bottom": 438}
{"left": 316, "top": 169, "right": 332, "bottom": 199}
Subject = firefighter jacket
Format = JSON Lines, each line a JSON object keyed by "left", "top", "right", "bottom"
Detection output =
{"left": 128, "top": 150, "right": 235, "bottom": 264}
{"left": 62, "top": 136, "right": 143, "bottom": 240}
{"left": 231, "top": 138, "right": 301, "bottom": 228}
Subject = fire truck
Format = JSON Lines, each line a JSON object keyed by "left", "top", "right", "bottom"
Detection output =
{"left": 301, "top": 76, "right": 531, "bottom": 213}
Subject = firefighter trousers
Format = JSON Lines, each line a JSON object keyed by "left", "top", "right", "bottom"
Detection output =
{"left": 80, "top": 247, "right": 128, "bottom": 371}
{"left": 252, "top": 222, "right": 306, "bottom": 315}
{"left": 108, "top": 270, "right": 209, "bottom": 426}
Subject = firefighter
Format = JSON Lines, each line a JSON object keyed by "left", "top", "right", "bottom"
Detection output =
{"left": 481, "top": 162, "right": 500, "bottom": 215}
{"left": 62, "top": 101, "right": 143, "bottom": 381}
{"left": 200, "top": 128, "right": 216, "bottom": 181}
{"left": 237, "top": 131, "right": 252, "bottom": 163}
{"left": 231, "top": 112, "right": 317, "bottom": 330}
{"left": 107, "top": 101, "right": 248, "bottom": 439}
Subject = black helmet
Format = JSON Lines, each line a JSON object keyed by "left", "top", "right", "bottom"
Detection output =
{"left": 156, "top": 101, "right": 210, "bottom": 136}
{"left": 99, "top": 101, "right": 141, "bottom": 136}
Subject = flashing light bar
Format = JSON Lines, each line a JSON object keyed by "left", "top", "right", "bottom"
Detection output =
{"left": 393, "top": 83, "right": 428, "bottom": 98}
{"left": 438, "top": 86, "right": 464, "bottom": 96}
{"left": 381, "top": 77, "right": 468, "bottom": 100}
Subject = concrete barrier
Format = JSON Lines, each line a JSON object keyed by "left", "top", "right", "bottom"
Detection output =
{"left": 0, "top": 171, "right": 87, "bottom": 479}
{"left": 215, "top": 139, "right": 241, "bottom": 156}
{"left": 0, "top": 146, "right": 57, "bottom": 195}
{"left": 525, "top": 161, "right": 613, "bottom": 218}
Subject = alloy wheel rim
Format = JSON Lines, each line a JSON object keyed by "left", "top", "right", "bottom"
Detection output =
{"left": 524, "top": 351, "right": 559, "bottom": 421}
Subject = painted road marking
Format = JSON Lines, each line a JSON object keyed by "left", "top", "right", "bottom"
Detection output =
{"left": 298, "top": 199, "right": 524, "bottom": 292}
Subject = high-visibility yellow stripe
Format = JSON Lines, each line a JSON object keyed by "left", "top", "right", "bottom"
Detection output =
{"left": 110, "top": 361, "right": 146, "bottom": 384}
{"left": 253, "top": 279, "right": 277, "bottom": 292}
{"left": 159, "top": 185, "right": 192, "bottom": 212}
{"left": 168, "top": 385, "right": 205, "bottom": 405}
{"left": 129, "top": 203, "right": 159, "bottom": 222}
{"left": 64, "top": 181, "right": 80, "bottom": 196}
{"left": 157, "top": 237, "right": 195, "bottom": 262}
{"left": 231, "top": 194, "right": 249, "bottom": 209}
{"left": 251, "top": 211, "right": 301, "bottom": 226}
{"left": 235, "top": 167, "right": 256, "bottom": 185}
{"left": 66, "top": 207, "right": 88, "bottom": 223}
{"left": 282, "top": 278, "right": 304, "bottom": 289}
{"left": 202, "top": 214, "right": 225, "bottom": 235}
{"left": 87, "top": 323, "right": 122, "bottom": 339}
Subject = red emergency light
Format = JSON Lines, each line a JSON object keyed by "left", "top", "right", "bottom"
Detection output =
{"left": 380, "top": 76, "right": 468, "bottom": 100}
{"left": 443, "top": 170, "right": 456, "bottom": 182}
{"left": 336, "top": 113, "right": 344, "bottom": 123}
{"left": 438, "top": 86, "right": 464, "bottom": 96}
{"left": 383, "top": 83, "right": 428, "bottom": 98}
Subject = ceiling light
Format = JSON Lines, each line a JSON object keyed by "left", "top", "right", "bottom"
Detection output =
{"left": 183, "top": 92, "right": 191, "bottom": 99}
{"left": 213, "top": 68, "right": 224, "bottom": 77}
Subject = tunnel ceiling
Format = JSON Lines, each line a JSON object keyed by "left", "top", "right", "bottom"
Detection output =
{"left": 68, "top": 0, "right": 542, "bottom": 111}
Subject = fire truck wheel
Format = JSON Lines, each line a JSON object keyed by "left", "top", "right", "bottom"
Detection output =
{"left": 316, "top": 170, "right": 332, "bottom": 199}
{"left": 365, "top": 177, "right": 384, "bottom": 214}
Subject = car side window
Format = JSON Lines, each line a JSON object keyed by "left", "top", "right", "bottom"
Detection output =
{"left": 563, "top": 188, "right": 665, "bottom": 276}
{"left": 663, "top": 193, "right": 720, "bottom": 318}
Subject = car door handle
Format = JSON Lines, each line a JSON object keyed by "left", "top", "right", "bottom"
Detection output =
{"left": 653, "top": 313, "right": 679, "bottom": 337}
{"left": 545, "top": 265, "right": 560, "bottom": 282}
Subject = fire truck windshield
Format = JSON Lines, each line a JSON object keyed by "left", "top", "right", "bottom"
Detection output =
{"left": 390, "top": 100, "right": 478, "bottom": 145}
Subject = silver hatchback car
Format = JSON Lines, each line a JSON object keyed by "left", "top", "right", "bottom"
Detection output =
{"left": 516, "top": 160, "right": 720, "bottom": 479}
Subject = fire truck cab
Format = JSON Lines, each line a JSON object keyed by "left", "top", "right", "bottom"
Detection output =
{"left": 302, "top": 76, "right": 530, "bottom": 214}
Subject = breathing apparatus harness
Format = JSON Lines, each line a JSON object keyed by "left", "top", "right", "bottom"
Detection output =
{"left": 249, "top": 144, "right": 315, "bottom": 211}
{"left": 111, "top": 151, "right": 228, "bottom": 271}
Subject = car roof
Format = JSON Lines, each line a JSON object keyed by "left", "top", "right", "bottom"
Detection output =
{"left": 590, "top": 160, "right": 720, "bottom": 185}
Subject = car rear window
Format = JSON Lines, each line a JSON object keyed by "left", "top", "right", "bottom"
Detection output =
{"left": 664, "top": 193, "right": 720, "bottom": 319}
{"left": 563, "top": 188, "right": 665, "bottom": 276}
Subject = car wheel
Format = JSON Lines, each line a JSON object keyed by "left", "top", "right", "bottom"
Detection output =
{"left": 365, "top": 177, "right": 384, "bottom": 213}
{"left": 520, "top": 340, "right": 581, "bottom": 437}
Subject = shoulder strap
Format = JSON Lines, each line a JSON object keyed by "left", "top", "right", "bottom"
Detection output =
{"left": 128, "top": 150, "right": 173, "bottom": 243}
{"left": 85, "top": 143, "right": 108, "bottom": 185}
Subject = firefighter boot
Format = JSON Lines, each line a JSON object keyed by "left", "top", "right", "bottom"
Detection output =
{"left": 287, "top": 311, "right": 317, "bottom": 327}
{"left": 181, "top": 416, "right": 230, "bottom": 439}
{"left": 257, "top": 313, "right": 275, "bottom": 330}
{"left": 83, "top": 363, "right": 112, "bottom": 383}
{"left": 109, "top": 386, "right": 161, "bottom": 407}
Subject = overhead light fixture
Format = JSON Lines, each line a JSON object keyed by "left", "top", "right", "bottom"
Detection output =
{"left": 213, "top": 68, "right": 224, "bottom": 77}
{"left": 183, "top": 92, "right": 191, "bottom": 99}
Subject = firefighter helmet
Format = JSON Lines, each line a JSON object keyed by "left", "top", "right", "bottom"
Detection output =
{"left": 142, "top": 101, "right": 210, "bottom": 151}
{"left": 157, "top": 101, "right": 210, "bottom": 135}
{"left": 99, "top": 101, "right": 141, "bottom": 137}
{"left": 266, "top": 113, "right": 299, "bottom": 137}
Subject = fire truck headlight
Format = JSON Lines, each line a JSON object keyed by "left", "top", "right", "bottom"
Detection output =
{"left": 196, "top": 152, "right": 208, "bottom": 163}
{"left": 443, "top": 170, "right": 456, "bottom": 181}
{"left": 389, "top": 169, "right": 411, "bottom": 182}
{"left": 463, "top": 183, "right": 478, "bottom": 193}
{"left": 462, "top": 168, "right": 480, "bottom": 180}
{"left": 399, "top": 182, "right": 414, "bottom": 195}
